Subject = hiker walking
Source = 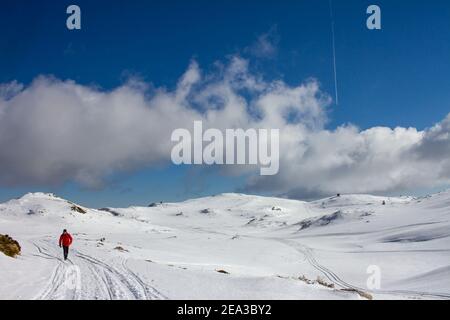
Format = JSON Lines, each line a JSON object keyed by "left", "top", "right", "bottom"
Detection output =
{"left": 59, "top": 229, "right": 73, "bottom": 260}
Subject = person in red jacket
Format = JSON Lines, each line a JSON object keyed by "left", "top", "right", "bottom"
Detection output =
{"left": 59, "top": 229, "right": 73, "bottom": 260}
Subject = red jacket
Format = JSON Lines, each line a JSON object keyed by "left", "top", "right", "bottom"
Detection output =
{"left": 59, "top": 233, "right": 73, "bottom": 247}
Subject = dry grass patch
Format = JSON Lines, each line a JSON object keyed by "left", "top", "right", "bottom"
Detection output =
{"left": 298, "top": 275, "right": 372, "bottom": 299}
{"left": 216, "top": 269, "right": 230, "bottom": 274}
{"left": 298, "top": 275, "right": 334, "bottom": 288}
{"left": 316, "top": 276, "right": 335, "bottom": 289}
{"left": 70, "top": 204, "right": 87, "bottom": 214}
{"left": 0, "top": 234, "right": 21, "bottom": 258}
{"left": 341, "top": 288, "right": 373, "bottom": 300}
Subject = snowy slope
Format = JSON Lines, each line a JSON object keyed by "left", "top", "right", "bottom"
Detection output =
{"left": 1, "top": 191, "right": 450, "bottom": 300}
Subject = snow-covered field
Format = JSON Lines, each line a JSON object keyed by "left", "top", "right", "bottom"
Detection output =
{"left": 1, "top": 191, "right": 450, "bottom": 300}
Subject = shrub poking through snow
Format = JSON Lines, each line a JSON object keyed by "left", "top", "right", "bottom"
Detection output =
{"left": 298, "top": 275, "right": 334, "bottom": 289}
{"left": 297, "top": 211, "right": 343, "bottom": 230}
{"left": 98, "top": 208, "right": 120, "bottom": 216}
{"left": 298, "top": 275, "right": 372, "bottom": 299}
{"left": 0, "top": 234, "right": 21, "bottom": 258}
{"left": 298, "top": 275, "right": 315, "bottom": 285}
{"left": 216, "top": 269, "right": 230, "bottom": 274}
{"left": 341, "top": 288, "right": 373, "bottom": 300}
{"left": 70, "top": 204, "right": 87, "bottom": 214}
{"left": 316, "top": 276, "right": 334, "bottom": 288}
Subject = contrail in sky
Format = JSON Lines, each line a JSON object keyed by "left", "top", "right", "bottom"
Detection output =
{"left": 329, "top": 0, "right": 339, "bottom": 105}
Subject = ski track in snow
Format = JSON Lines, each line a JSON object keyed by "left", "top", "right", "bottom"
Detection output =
{"left": 274, "top": 238, "right": 450, "bottom": 300}
{"left": 30, "top": 234, "right": 450, "bottom": 300}
{"left": 3, "top": 192, "right": 450, "bottom": 300}
{"left": 32, "top": 239, "right": 166, "bottom": 300}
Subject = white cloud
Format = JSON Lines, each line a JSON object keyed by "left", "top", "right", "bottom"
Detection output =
{"left": 0, "top": 57, "right": 449, "bottom": 198}
{"left": 0, "top": 81, "right": 23, "bottom": 100}
{"left": 245, "top": 120, "right": 450, "bottom": 198}
{"left": 246, "top": 26, "right": 279, "bottom": 59}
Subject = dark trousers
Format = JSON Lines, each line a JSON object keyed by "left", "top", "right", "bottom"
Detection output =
{"left": 62, "top": 246, "right": 69, "bottom": 260}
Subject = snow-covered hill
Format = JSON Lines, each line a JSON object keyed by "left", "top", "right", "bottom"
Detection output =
{"left": 1, "top": 191, "right": 450, "bottom": 300}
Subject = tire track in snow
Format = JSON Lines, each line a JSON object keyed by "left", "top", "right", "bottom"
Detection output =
{"left": 302, "top": 243, "right": 450, "bottom": 299}
{"left": 75, "top": 251, "right": 166, "bottom": 300}
{"left": 34, "top": 262, "right": 65, "bottom": 300}
{"left": 277, "top": 238, "right": 450, "bottom": 300}
{"left": 32, "top": 240, "right": 79, "bottom": 300}
{"left": 32, "top": 238, "right": 165, "bottom": 300}
{"left": 75, "top": 252, "right": 144, "bottom": 299}
{"left": 121, "top": 259, "right": 167, "bottom": 300}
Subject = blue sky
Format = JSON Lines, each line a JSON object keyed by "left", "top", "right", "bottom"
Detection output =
{"left": 1, "top": 0, "right": 450, "bottom": 207}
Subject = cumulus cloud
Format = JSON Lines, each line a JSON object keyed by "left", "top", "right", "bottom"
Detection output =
{"left": 0, "top": 56, "right": 449, "bottom": 198}
{"left": 0, "top": 57, "right": 324, "bottom": 188}
{"left": 0, "top": 81, "right": 23, "bottom": 100}
{"left": 0, "top": 68, "right": 204, "bottom": 188}
{"left": 245, "top": 119, "right": 450, "bottom": 198}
